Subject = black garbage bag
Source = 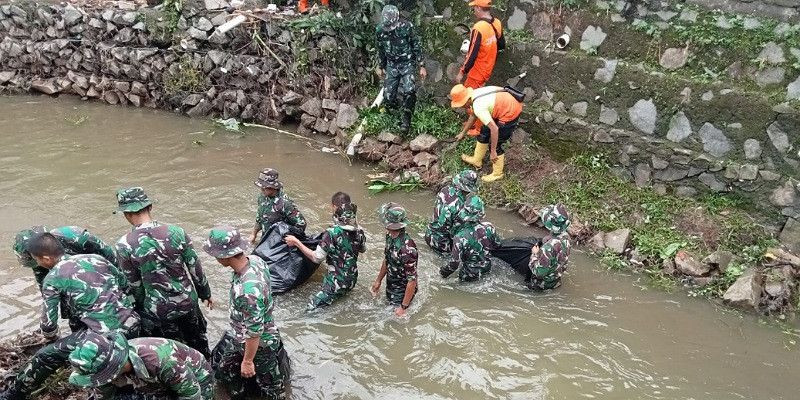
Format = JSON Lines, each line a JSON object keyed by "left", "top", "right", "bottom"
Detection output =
{"left": 490, "top": 237, "right": 541, "bottom": 281}
{"left": 252, "top": 222, "right": 323, "bottom": 294}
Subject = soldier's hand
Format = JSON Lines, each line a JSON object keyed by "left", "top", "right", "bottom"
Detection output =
{"left": 203, "top": 298, "right": 214, "bottom": 310}
{"left": 419, "top": 67, "right": 427, "bottom": 80}
{"left": 249, "top": 231, "right": 258, "bottom": 245}
{"left": 531, "top": 245, "right": 540, "bottom": 255}
{"left": 370, "top": 281, "right": 381, "bottom": 298}
{"left": 394, "top": 307, "right": 407, "bottom": 317}
{"left": 240, "top": 360, "right": 256, "bottom": 378}
{"left": 376, "top": 67, "right": 384, "bottom": 78}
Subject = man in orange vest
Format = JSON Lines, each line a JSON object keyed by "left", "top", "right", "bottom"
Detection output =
{"left": 450, "top": 84, "right": 522, "bottom": 182}
{"left": 455, "top": 0, "right": 504, "bottom": 90}
{"left": 298, "top": 0, "right": 329, "bottom": 14}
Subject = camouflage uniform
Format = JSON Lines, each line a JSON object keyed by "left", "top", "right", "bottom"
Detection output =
{"left": 425, "top": 170, "right": 479, "bottom": 254}
{"left": 115, "top": 187, "right": 212, "bottom": 358}
{"left": 7, "top": 254, "right": 139, "bottom": 399}
{"left": 202, "top": 227, "right": 289, "bottom": 400}
{"left": 382, "top": 209, "right": 418, "bottom": 306}
{"left": 441, "top": 196, "right": 501, "bottom": 282}
{"left": 254, "top": 169, "right": 307, "bottom": 238}
{"left": 69, "top": 332, "right": 214, "bottom": 400}
{"left": 376, "top": 4, "right": 424, "bottom": 132}
{"left": 528, "top": 204, "right": 572, "bottom": 290}
{"left": 308, "top": 206, "right": 366, "bottom": 310}
{"left": 14, "top": 225, "right": 117, "bottom": 332}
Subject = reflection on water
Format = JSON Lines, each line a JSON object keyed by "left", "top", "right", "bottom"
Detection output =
{"left": 0, "top": 96, "right": 796, "bottom": 399}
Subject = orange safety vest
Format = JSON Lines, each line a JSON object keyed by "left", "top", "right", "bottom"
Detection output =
{"left": 461, "top": 17, "right": 503, "bottom": 88}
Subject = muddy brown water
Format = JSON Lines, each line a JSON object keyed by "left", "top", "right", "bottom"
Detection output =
{"left": 0, "top": 96, "right": 797, "bottom": 399}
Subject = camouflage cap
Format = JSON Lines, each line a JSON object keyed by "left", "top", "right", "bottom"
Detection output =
{"left": 115, "top": 187, "right": 152, "bottom": 214}
{"left": 13, "top": 226, "right": 49, "bottom": 267}
{"left": 203, "top": 226, "right": 250, "bottom": 259}
{"left": 380, "top": 202, "right": 407, "bottom": 230}
{"left": 333, "top": 203, "right": 358, "bottom": 227}
{"left": 458, "top": 195, "right": 485, "bottom": 223}
{"left": 540, "top": 203, "right": 571, "bottom": 235}
{"left": 452, "top": 170, "right": 479, "bottom": 193}
{"left": 381, "top": 4, "right": 400, "bottom": 30}
{"left": 254, "top": 168, "right": 283, "bottom": 190}
{"left": 68, "top": 331, "right": 129, "bottom": 388}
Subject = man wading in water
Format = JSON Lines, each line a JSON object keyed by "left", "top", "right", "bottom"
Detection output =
{"left": 286, "top": 202, "right": 366, "bottom": 311}
{"left": 372, "top": 203, "right": 419, "bottom": 317}
{"left": 441, "top": 195, "right": 501, "bottom": 281}
{"left": 115, "top": 187, "right": 213, "bottom": 358}
{"left": 251, "top": 168, "right": 307, "bottom": 244}
{"left": 204, "top": 226, "right": 290, "bottom": 400}
{"left": 425, "top": 170, "right": 479, "bottom": 255}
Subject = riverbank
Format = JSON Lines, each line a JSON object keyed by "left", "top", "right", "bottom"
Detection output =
{"left": 0, "top": 0, "right": 798, "bottom": 319}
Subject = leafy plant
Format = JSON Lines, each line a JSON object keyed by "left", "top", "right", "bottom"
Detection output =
{"left": 367, "top": 177, "right": 423, "bottom": 194}
{"left": 163, "top": 55, "right": 207, "bottom": 95}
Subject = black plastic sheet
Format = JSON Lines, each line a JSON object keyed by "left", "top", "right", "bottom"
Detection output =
{"left": 252, "top": 222, "right": 323, "bottom": 294}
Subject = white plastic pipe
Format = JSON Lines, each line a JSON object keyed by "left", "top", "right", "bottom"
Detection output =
{"left": 218, "top": 15, "right": 247, "bottom": 34}
{"left": 556, "top": 33, "right": 570, "bottom": 49}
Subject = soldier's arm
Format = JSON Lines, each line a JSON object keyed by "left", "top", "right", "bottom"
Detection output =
{"left": 39, "top": 279, "right": 61, "bottom": 339}
{"left": 356, "top": 229, "right": 367, "bottom": 254}
{"left": 440, "top": 239, "right": 461, "bottom": 278}
{"left": 81, "top": 229, "right": 118, "bottom": 265}
{"left": 284, "top": 199, "right": 307, "bottom": 232}
{"left": 401, "top": 242, "right": 419, "bottom": 307}
{"left": 429, "top": 198, "right": 448, "bottom": 231}
{"left": 529, "top": 244, "right": 554, "bottom": 279}
{"left": 116, "top": 240, "right": 144, "bottom": 307}
{"left": 238, "top": 290, "right": 266, "bottom": 339}
{"left": 180, "top": 229, "right": 212, "bottom": 301}
{"left": 410, "top": 23, "right": 424, "bottom": 66}
{"left": 376, "top": 28, "right": 387, "bottom": 70}
{"left": 158, "top": 362, "right": 203, "bottom": 400}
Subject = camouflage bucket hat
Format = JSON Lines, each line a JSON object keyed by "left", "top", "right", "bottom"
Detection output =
{"left": 541, "top": 203, "right": 571, "bottom": 235}
{"left": 380, "top": 202, "right": 408, "bottom": 230}
{"left": 115, "top": 187, "right": 152, "bottom": 214}
{"left": 254, "top": 168, "right": 283, "bottom": 190}
{"left": 68, "top": 331, "right": 129, "bottom": 388}
{"left": 203, "top": 226, "right": 250, "bottom": 259}
{"left": 13, "top": 226, "right": 49, "bottom": 267}
{"left": 452, "top": 170, "right": 479, "bottom": 193}
{"left": 381, "top": 4, "right": 400, "bottom": 30}
{"left": 458, "top": 195, "right": 485, "bottom": 223}
{"left": 333, "top": 204, "right": 358, "bottom": 226}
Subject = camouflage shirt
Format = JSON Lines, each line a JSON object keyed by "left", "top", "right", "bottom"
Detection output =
{"left": 256, "top": 190, "right": 307, "bottom": 235}
{"left": 377, "top": 20, "right": 423, "bottom": 69}
{"left": 116, "top": 221, "right": 211, "bottom": 321}
{"left": 384, "top": 231, "right": 418, "bottom": 305}
{"left": 319, "top": 225, "right": 367, "bottom": 288}
{"left": 40, "top": 254, "right": 136, "bottom": 336}
{"left": 229, "top": 255, "right": 280, "bottom": 350}
{"left": 443, "top": 222, "right": 501, "bottom": 281}
{"left": 426, "top": 185, "right": 466, "bottom": 246}
{"left": 528, "top": 233, "right": 571, "bottom": 290}
{"left": 99, "top": 337, "right": 214, "bottom": 400}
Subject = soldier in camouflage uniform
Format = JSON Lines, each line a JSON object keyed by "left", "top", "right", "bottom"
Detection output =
{"left": 371, "top": 203, "right": 418, "bottom": 317}
{"left": 528, "top": 204, "right": 572, "bottom": 290}
{"left": 440, "top": 195, "right": 501, "bottom": 282}
{"left": 13, "top": 225, "right": 118, "bottom": 332}
{"left": 203, "top": 227, "right": 290, "bottom": 400}
{"left": 114, "top": 187, "right": 213, "bottom": 358}
{"left": 286, "top": 202, "right": 366, "bottom": 311}
{"left": 1, "top": 233, "right": 138, "bottom": 400}
{"left": 68, "top": 331, "right": 214, "bottom": 400}
{"left": 425, "top": 170, "right": 479, "bottom": 254}
{"left": 376, "top": 4, "right": 427, "bottom": 134}
{"left": 251, "top": 168, "right": 307, "bottom": 244}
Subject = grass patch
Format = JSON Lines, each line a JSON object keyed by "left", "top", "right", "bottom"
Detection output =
{"left": 163, "top": 55, "right": 207, "bottom": 96}
{"left": 357, "top": 101, "right": 462, "bottom": 141}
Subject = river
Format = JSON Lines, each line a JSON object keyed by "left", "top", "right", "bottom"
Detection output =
{"left": 0, "top": 96, "right": 797, "bottom": 399}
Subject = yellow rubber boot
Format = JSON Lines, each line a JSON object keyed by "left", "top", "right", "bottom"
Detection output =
{"left": 461, "top": 142, "right": 488, "bottom": 168}
{"left": 481, "top": 154, "right": 505, "bottom": 182}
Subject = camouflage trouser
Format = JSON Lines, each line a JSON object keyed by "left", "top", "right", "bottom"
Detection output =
{"left": 386, "top": 278, "right": 416, "bottom": 306}
{"left": 527, "top": 265, "right": 563, "bottom": 291}
{"left": 307, "top": 274, "right": 357, "bottom": 311}
{"left": 424, "top": 228, "right": 452, "bottom": 255}
{"left": 140, "top": 306, "right": 210, "bottom": 359}
{"left": 212, "top": 332, "right": 290, "bottom": 400}
{"left": 10, "top": 320, "right": 139, "bottom": 398}
{"left": 383, "top": 61, "right": 417, "bottom": 113}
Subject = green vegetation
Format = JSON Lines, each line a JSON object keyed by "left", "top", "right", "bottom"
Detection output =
{"left": 357, "top": 101, "right": 461, "bottom": 141}
{"left": 367, "top": 177, "right": 424, "bottom": 194}
{"left": 504, "top": 29, "right": 536, "bottom": 45}
{"left": 163, "top": 55, "right": 207, "bottom": 95}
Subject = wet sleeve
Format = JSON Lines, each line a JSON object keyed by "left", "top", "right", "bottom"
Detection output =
{"left": 116, "top": 239, "right": 144, "bottom": 307}
{"left": 158, "top": 362, "right": 203, "bottom": 400}
{"left": 236, "top": 289, "right": 265, "bottom": 339}
{"left": 461, "top": 30, "right": 482, "bottom": 75}
{"left": 181, "top": 230, "right": 211, "bottom": 301}
{"left": 283, "top": 199, "right": 307, "bottom": 232}
{"left": 402, "top": 242, "right": 418, "bottom": 282}
{"left": 429, "top": 196, "right": 448, "bottom": 232}
{"left": 39, "top": 278, "right": 61, "bottom": 337}
{"left": 377, "top": 28, "right": 387, "bottom": 69}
